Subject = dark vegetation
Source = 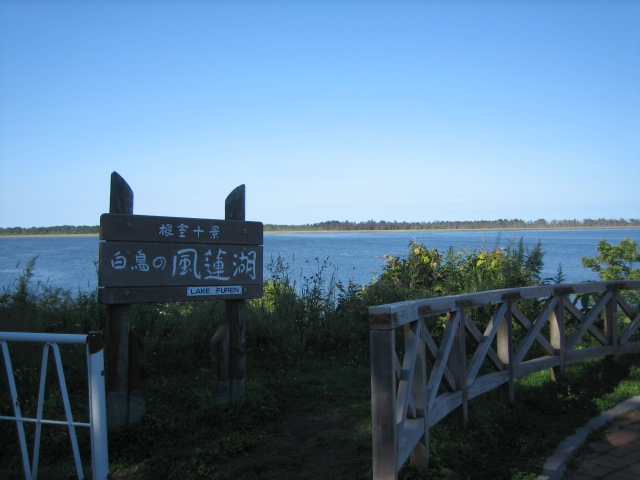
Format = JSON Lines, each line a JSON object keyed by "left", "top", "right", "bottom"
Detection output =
{"left": 264, "top": 218, "right": 640, "bottom": 232}
{"left": 1, "top": 217, "right": 639, "bottom": 236}
{"left": 0, "top": 225, "right": 99, "bottom": 236}
{"left": 0, "top": 238, "right": 639, "bottom": 479}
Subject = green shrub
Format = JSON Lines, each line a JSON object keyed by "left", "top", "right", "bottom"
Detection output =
{"left": 362, "top": 238, "right": 545, "bottom": 305}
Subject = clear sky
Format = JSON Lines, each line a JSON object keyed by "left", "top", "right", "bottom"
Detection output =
{"left": 1, "top": 1, "right": 638, "bottom": 227}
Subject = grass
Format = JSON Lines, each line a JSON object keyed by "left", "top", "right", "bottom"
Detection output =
{"left": 1, "top": 251, "right": 640, "bottom": 479}
{"left": 101, "top": 352, "right": 640, "bottom": 480}
{"left": 3, "top": 352, "right": 639, "bottom": 480}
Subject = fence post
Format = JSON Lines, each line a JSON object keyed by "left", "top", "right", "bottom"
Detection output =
{"left": 497, "top": 302, "right": 514, "bottom": 403}
{"left": 605, "top": 290, "right": 619, "bottom": 361}
{"left": 550, "top": 295, "right": 566, "bottom": 380}
{"left": 370, "top": 325, "right": 397, "bottom": 480}
{"left": 87, "top": 332, "right": 109, "bottom": 480}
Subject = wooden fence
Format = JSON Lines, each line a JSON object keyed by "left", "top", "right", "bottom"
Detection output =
{"left": 368, "top": 280, "right": 640, "bottom": 480}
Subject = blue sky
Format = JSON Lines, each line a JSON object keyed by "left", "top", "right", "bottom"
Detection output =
{"left": 1, "top": 1, "right": 638, "bottom": 227}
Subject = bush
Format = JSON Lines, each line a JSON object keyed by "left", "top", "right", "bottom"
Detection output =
{"left": 581, "top": 238, "right": 640, "bottom": 308}
{"left": 362, "top": 238, "right": 546, "bottom": 305}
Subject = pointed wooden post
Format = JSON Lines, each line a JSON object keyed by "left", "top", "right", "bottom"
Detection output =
{"left": 226, "top": 185, "right": 246, "bottom": 402}
{"left": 211, "top": 323, "right": 230, "bottom": 402}
{"left": 104, "top": 172, "right": 145, "bottom": 429}
{"left": 212, "top": 185, "right": 247, "bottom": 403}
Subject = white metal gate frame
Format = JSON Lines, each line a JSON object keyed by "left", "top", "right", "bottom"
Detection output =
{"left": 0, "top": 331, "right": 109, "bottom": 480}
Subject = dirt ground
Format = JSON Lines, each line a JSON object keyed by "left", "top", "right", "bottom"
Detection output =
{"left": 221, "top": 413, "right": 370, "bottom": 480}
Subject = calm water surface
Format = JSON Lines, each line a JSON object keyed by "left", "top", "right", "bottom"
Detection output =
{"left": 1, "top": 229, "right": 639, "bottom": 294}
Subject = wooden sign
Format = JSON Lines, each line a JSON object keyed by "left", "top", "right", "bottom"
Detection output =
{"left": 100, "top": 213, "right": 262, "bottom": 245}
{"left": 99, "top": 213, "right": 263, "bottom": 304}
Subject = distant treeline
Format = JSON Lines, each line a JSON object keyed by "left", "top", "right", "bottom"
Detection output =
{"left": 0, "top": 225, "right": 99, "bottom": 236}
{"left": 264, "top": 218, "right": 640, "bottom": 232}
{"left": 1, "top": 218, "right": 639, "bottom": 236}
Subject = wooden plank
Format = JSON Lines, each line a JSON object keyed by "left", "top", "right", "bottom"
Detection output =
{"left": 565, "top": 294, "right": 609, "bottom": 349}
{"left": 513, "top": 297, "right": 558, "bottom": 365}
{"left": 619, "top": 295, "right": 640, "bottom": 344}
{"left": 409, "top": 325, "right": 429, "bottom": 468}
{"left": 427, "top": 313, "right": 460, "bottom": 409}
{"left": 100, "top": 213, "right": 262, "bottom": 245}
{"left": 448, "top": 311, "right": 468, "bottom": 426}
{"left": 511, "top": 304, "right": 555, "bottom": 356}
{"left": 368, "top": 281, "right": 640, "bottom": 329}
{"left": 423, "top": 329, "right": 457, "bottom": 391}
{"left": 467, "top": 371, "right": 510, "bottom": 400}
{"left": 466, "top": 304, "right": 507, "bottom": 383}
{"left": 617, "top": 294, "right": 640, "bottom": 321}
{"left": 566, "top": 346, "right": 612, "bottom": 363}
{"left": 99, "top": 241, "right": 262, "bottom": 288}
{"left": 99, "top": 284, "right": 264, "bottom": 304}
{"left": 428, "top": 391, "right": 463, "bottom": 426}
{"left": 515, "top": 356, "right": 560, "bottom": 378}
{"left": 619, "top": 342, "right": 640, "bottom": 354}
{"left": 396, "top": 321, "right": 421, "bottom": 430}
{"left": 397, "top": 418, "right": 426, "bottom": 472}
{"left": 371, "top": 328, "right": 398, "bottom": 480}
{"left": 620, "top": 314, "right": 640, "bottom": 345}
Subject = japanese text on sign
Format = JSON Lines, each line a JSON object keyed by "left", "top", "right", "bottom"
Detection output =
{"left": 99, "top": 214, "right": 262, "bottom": 245}
{"left": 100, "top": 242, "right": 262, "bottom": 288}
{"left": 157, "top": 222, "right": 220, "bottom": 240}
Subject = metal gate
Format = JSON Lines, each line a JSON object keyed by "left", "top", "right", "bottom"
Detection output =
{"left": 0, "top": 331, "right": 109, "bottom": 480}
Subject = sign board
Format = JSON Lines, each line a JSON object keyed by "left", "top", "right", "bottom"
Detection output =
{"left": 100, "top": 213, "right": 262, "bottom": 244}
{"left": 99, "top": 213, "right": 263, "bottom": 304}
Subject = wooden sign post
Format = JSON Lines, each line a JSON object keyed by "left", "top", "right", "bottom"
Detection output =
{"left": 103, "top": 172, "right": 145, "bottom": 430}
{"left": 99, "top": 172, "right": 263, "bottom": 426}
{"left": 226, "top": 185, "right": 247, "bottom": 402}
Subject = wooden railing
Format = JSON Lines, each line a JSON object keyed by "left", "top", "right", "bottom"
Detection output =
{"left": 368, "top": 280, "right": 640, "bottom": 480}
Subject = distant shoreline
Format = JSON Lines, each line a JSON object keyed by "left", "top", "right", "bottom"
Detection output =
{"left": 0, "top": 234, "right": 100, "bottom": 238}
{"left": 1, "top": 226, "right": 639, "bottom": 238}
{"left": 264, "top": 226, "right": 640, "bottom": 234}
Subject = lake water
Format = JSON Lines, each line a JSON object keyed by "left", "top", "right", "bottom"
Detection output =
{"left": 1, "top": 229, "right": 639, "bottom": 294}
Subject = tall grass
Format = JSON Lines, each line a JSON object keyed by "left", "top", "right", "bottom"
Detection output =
{"left": 0, "top": 238, "right": 553, "bottom": 357}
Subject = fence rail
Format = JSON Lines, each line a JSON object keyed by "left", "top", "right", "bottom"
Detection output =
{"left": 0, "top": 331, "right": 109, "bottom": 480}
{"left": 368, "top": 280, "right": 640, "bottom": 480}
